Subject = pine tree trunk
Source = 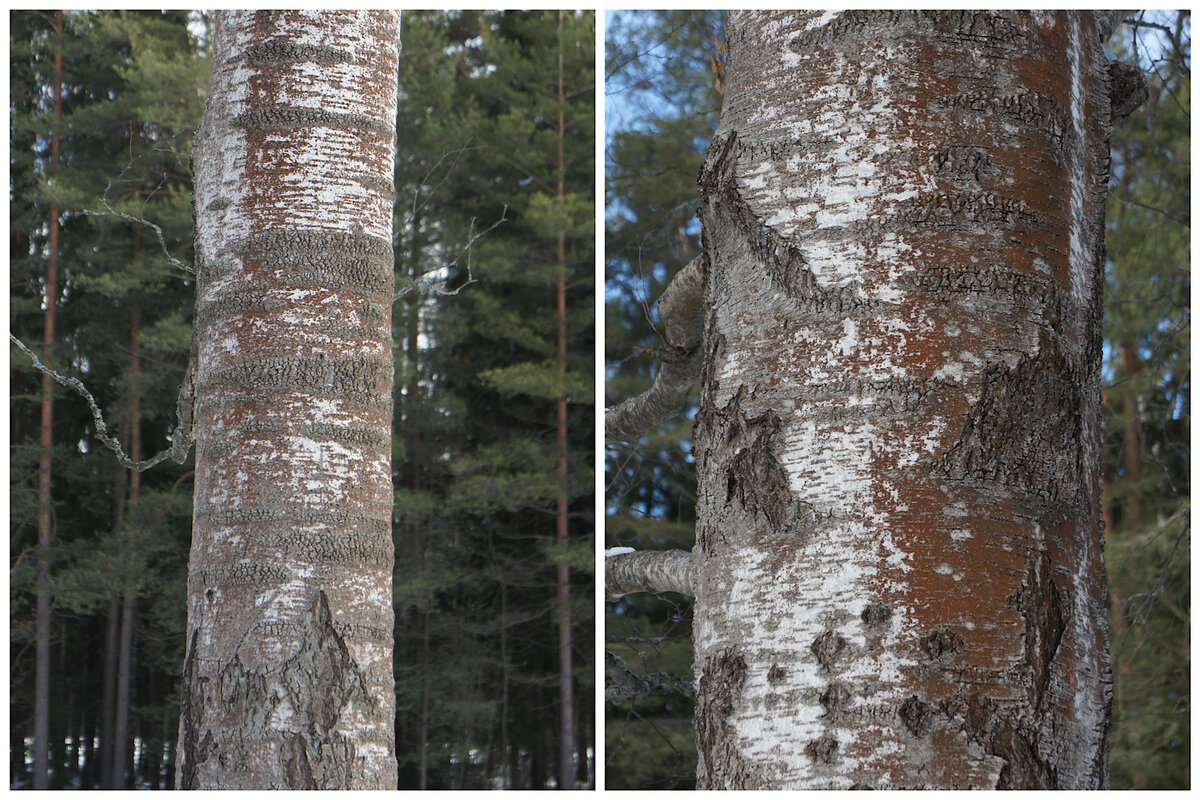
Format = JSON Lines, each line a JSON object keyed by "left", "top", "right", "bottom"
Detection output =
{"left": 405, "top": 209, "right": 429, "bottom": 793}
{"left": 500, "top": 577, "right": 512, "bottom": 790}
{"left": 176, "top": 11, "right": 401, "bottom": 789}
{"left": 419, "top": 583, "right": 431, "bottom": 790}
{"left": 1120, "top": 340, "right": 1143, "bottom": 525}
{"left": 693, "top": 11, "right": 1112, "bottom": 789}
{"left": 99, "top": 595, "right": 119, "bottom": 788}
{"left": 81, "top": 712, "right": 97, "bottom": 788}
{"left": 554, "top": 12, "right": 575, "bottom": 790}
{"left": 111, "top": 594, "right": 135, "bottom": 788}
{"left": 33, "top": 10, "right": 64, "bottom": 790}
{"left": 111, "top": 304, "right": 142, "bottom": 789}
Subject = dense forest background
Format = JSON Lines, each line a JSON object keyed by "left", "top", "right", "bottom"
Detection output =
{"left": 10, "top": 10, "right": 595, "bottom": 789}
{"left": 604, "top": 10, "right": 1189, "bottom": 790}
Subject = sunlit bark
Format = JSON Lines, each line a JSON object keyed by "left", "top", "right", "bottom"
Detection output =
{"left": 693, "top": 11, "right": 1114, "bottom": 789}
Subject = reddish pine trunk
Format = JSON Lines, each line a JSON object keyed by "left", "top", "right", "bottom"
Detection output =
{"left": 1120, "top": 340, "right": 1143, "bottom": 525}
{"left": 34, "top": 10, "right": 64, "bottom": 790}
{"left": 99, "top": 595, "right": 119, "bottom": 788}
{"left": 554, "top": 10, "right": 575, "bottom": 790}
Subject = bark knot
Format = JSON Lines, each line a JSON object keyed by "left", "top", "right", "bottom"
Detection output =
{"left": 919, "top": 628, "right": 965, "bottom": 661}
{"left": 1107, "top": 60, "right": 1149, "bottom": 120}
{"left": 819, "top": 682, "right": 852, "bottom": 721}
{"left": 861, "top": 602, "right": 892, "bottom": 627}
{"left": 805, "top": 734, "right": 839, "bottom": 764}
{"left": 899, "top": 695, "right": 932, "bottom": 736}
{"left": 811, "top": 630, "right": 847, "bottom": 672}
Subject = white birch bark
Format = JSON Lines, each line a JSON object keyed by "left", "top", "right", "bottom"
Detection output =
{"left": 693, "top": 11, "right": 1112, "bottom": 789}
{"left": 177, "top": 11, "right": 400, "bottom": 789}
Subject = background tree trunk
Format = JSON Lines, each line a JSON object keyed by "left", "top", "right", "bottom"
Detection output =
{"left": 693, "top": 11, "right": 1112, "bottom": 789}
{"left": 99, "top": 596, "right": 119, "bottom": 788}
{"left": 176, "top": 11, "right": 401, "bottom": 789}
{"left": 33, "top": 10, "right": 64, "bottom": 790}
{"left": 110, "top": 300, "right": 141, "bottom": 789}
{"left": 111, "top": 594, "right": 135, "bottom": 787}
{"left": 554, "top": 11, "right": 576, "bottom": 791}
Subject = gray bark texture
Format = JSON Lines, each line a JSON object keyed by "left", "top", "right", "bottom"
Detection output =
{"left": 691, "top": 11, "right": 1113, "bottom": 789}
{"left": 176, "top": 11, "right": 400, "bottom": 789}
{"left": 604, "top": 549, "right": 695, "bottom": 601}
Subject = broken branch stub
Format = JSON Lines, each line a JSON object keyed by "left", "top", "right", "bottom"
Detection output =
{"left": 605, "top": 548, "right": 695, "bottom": 600}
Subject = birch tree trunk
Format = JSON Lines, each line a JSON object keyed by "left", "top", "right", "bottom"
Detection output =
{"left": 177, "top": 11, "right": 400, "bottom": 789}
{"left": 693, "top": 11, "right": 1113, "bottom": 789}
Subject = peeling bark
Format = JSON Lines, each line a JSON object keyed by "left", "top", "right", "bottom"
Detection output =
{"left": 177, "top": 11, "right": 400, "bottom": 789}
{"left": 692, "top": 11, "right": 1112, "bottom": 789}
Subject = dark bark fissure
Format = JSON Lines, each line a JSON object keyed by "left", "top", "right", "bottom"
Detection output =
{"left": 178, "top": 631, "right": 205, "bottom": 790}
{"left": 960, "top": 693, "right": 1057, "bottom": 789}
{"left": 696, "top": 648, "right": 753, "bottom": 788}
{"left": 1013, "top": 551, "right": 1070, "bottom": 712}
{"left": 781, "top": 10, "right": 1041, "bottom": 55}
{"left": 233, "top": 106, "right": 393, "bottom": 136}
{"left": 698, "top": 131, "right": 879, "bottom": 319}
{"left": 180, "top": 591, "right": 377, "bottom": 789}
{"left": 242, "top": 40, "right": 352, "bottom": 67}
{"left": 223, "top": 229, "right": 394, "bottom": 294}
{"left": 724, "top": 404, "right": 790, "bottom": 529}
{"left": 932, "top": 332, "right": 1087, "bottom": 508}
{"left": 698, "top": 380, "right": 847, "bottom": 557}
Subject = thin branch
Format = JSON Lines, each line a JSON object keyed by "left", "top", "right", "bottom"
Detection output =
{"left": 395, "top": 139, "right": 488, "bottom": 237}
{"left": 80, "top": 147, "right": 195, "bottom": 275}
{"left": 10, "top": 333, "right": 189, "bottom": 471}
{"left": 1115, "top": 194, "right": 1190, "bottom": 228}
{"left": 393, "top": 207, "right": 507, "bottom": 301}
{"left": 605, "top": 650, "right": 694, "bottom": 704}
